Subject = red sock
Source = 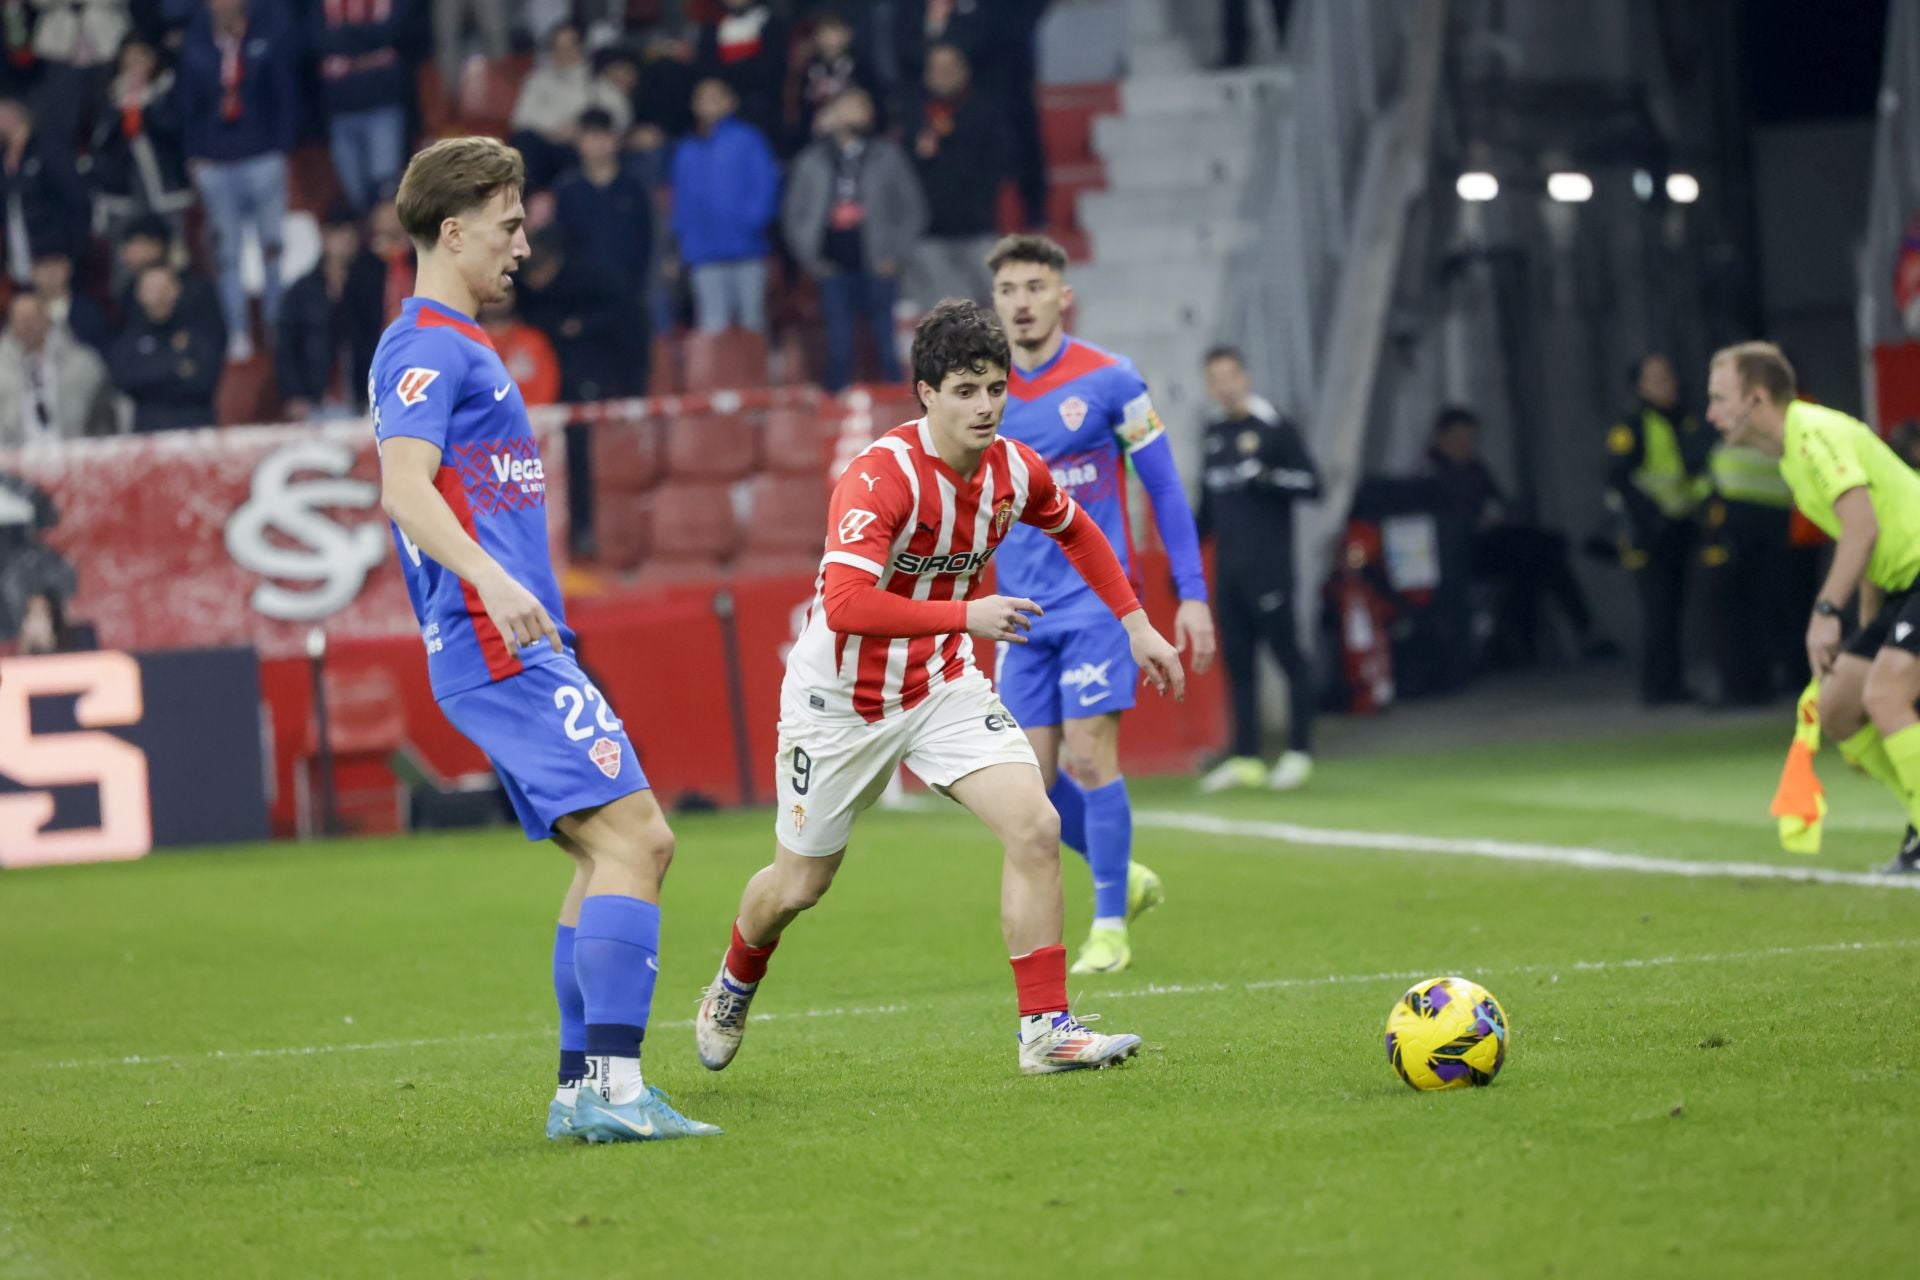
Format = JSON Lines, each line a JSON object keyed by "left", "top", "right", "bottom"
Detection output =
{"left": 1009, "top": 944, "right": 1068, "bottom": 1017}
{"left": 725, "top": 919, "right": 778, "bottom": 984}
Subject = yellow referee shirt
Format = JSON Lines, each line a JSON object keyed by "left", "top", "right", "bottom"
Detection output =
{"left": 1779, "top": 400, "right": 1920, "bottom": 593}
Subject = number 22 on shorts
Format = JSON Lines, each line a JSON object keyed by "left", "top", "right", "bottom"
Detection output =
{"left": 553, "top": 681, "right": 621, "bottom": 740}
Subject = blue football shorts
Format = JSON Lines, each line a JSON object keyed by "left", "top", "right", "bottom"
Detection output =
{"left": 438, "top": 655, "right": 650, "bottom": 841}
{"left": 995, "top": 607, "right": 1138, "bottom": 728}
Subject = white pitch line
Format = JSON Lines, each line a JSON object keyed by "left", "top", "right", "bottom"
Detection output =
{"left": 1096, "top": 937, "right": 1920, "bottom": 1002}
{"left": 40, "top": 1004, "right": 914, "bottom": 1072}
{"left": 1137, "top": 808, "right": 1920, "bottom": 890}
{"left": 25, "top": 940, "right": 1910, "bottom": 1074}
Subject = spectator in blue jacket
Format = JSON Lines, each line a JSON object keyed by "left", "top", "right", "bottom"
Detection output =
{"left": 307, "top": 0, "right": 422, "bottom": 212}
{"left": 670, "top": 77, "right": 779, "bottom": 334}
{"left": 176, "top": 0, "right": 300, "bottom": 363}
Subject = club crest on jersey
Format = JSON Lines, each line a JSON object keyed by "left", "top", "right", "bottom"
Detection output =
{"left": 790, "top": 803, "right": 807, "bottom": 831}
{"left": 838, "top": 509, "right": 879, "bottom": 544}
{"left": 1059, "top": 395, "right": 1089, "bottom": 431}
{"left": 590, "top": 737, "right": 622, "bottom": 778}
{"left": 993, "top": 496, "right": 1014, "bottom": 538}
{"left": 396, "top": 367, "right": 440, "bottom": 406}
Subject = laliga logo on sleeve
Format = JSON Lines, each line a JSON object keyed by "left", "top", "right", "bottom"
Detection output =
{"left": 838, "top": 509, "right": 878, "bottom": 544}
{"left": 224, "top": 439, "right": 390, "bottom": 621}
{"left": 396, "top": 367, "right": 440, "bottom": 406}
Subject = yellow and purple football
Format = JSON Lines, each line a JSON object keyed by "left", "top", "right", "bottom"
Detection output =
{"left": 1384, "top": 976, "right": 1509, "bottom": 1091}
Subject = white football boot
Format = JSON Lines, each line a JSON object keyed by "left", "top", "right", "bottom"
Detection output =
{"left": 1268, "top": 750, "right": 1314, "bottom": 792}
{"left": 1017, "top": 1012, "right": 1142, "bottom": 1075}
{"left": 695, "top": 963, "right": 759, "bottom": 1071}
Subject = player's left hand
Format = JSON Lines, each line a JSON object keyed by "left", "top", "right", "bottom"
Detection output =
{"left": 1173, "top": 599, "right": 1217, "bottom": 675}
{"left": 1806, "top": 612, "right": 1843, "bottom": 675}
{"left": 1126, "top": 616, "right": 1186, "bottom": 701}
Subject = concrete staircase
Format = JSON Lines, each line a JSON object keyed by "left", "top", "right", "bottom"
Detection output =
{"left": 1067, "top": 0, "right": 1291, "bottom": 450}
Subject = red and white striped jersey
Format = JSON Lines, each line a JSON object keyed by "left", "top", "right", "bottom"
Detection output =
{"left": 785, "top": 419, "right": 1081, "bottom": 723}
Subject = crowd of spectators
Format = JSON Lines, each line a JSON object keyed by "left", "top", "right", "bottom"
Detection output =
{"left": 0, "top": 0, "right": 1054, "bottom": 445}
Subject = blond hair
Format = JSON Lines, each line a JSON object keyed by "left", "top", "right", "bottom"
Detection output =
{"left": 1711, "top": 340, "right": 1797, "bottom": 405}
{"left": 395, "top": 136, "right": 525, "bottom": 249}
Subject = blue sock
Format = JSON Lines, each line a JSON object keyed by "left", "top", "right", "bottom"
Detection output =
{"left": 1082, "top": 778, "right": 1132, "bottom": 921}
{"left": 553, "top": 924, "right": 586, "bottom": 1084}
{"left": 574, "top": 895, "right": 661, "bottom": 1057}
{"left": 1048, "top": 773, "right": 1089, "bottom": 859}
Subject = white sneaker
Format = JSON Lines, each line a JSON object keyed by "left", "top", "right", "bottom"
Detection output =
{"left": 695, "top": 964, "right": 758, "bottom": 1071}
{"left": 1017, "top": 1012, "right": 1142, "bottom": 1075}
{"left": 1269, "top": 750, "right": 1313, "bottom": 791}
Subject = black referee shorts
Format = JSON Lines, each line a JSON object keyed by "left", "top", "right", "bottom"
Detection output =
{"left": 1844, "top": 586, "right": 1920, "bottom": 660}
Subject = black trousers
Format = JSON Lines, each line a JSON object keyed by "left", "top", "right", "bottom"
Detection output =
{"left": 1222, "top": 0, "right": 1297, "bottom": 65}
{"left": 1703, "top": 501, "right": 1793, "bottom": 705}
{"left": 1474, "top": 524, "right": 1594, "bottom": 664}
{"left": 1631, "top": 517, "right": 1694, "bottom": 703}
{"left": 1218, "top": 569, "right": 1313, "bottom": 756}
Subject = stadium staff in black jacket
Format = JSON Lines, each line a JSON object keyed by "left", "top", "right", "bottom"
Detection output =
{"left": 110, "top": 263, "right": 224, "bottom": 432}
{"left": 1195, "top": 345, "right": 1323, "bottom": 795}
{"left": 276, "top": 203, "right": 387, "bottom": 420}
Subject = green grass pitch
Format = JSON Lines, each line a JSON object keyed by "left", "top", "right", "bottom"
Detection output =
{"left": 3, "top": 723, "right": 1917, "bottom": 1277}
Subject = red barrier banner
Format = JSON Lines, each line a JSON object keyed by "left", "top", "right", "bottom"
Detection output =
{"left": 0, "top": 420, "right": 567, "bottom": 658}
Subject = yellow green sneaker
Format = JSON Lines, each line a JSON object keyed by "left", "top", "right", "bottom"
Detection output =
{"left": 1126, "top": 861, "right": 1164, "bottom": 923}
{"left": 1200, "top": 755, "right": 1266, "bottom": 793}
{"left": 1069, "top": 924, "right": 1132, "bottom": 974}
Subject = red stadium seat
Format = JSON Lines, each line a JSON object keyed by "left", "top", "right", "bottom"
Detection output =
{"left": 644, "top": 483, "right": 739, "bottom": 569}
{"left": 595, "top": 496, "right": 654, "bottom": 572}
{"left": 649, "top": 332, "right": 683, "bottom": 395}
{"left": 763, "top": 407, "right": 837, "bottom": 475}
{"left": 683, "top": 328, "right": 769, "bottom": 392}
{"left": 457, "top": 54, "right": 532, "bottom": 131}
{"left": 592, "top": 420, "right": 662, "bottom": 493}
{"left": 664, "top": 413, "right": 761, "bottom": 482}
{"left": 216, "top": 353, "right": 277, "bottom": 426}
{"left": 741, "top": 474, "right": 828, "bottom": 557}
{"left": 286, "top": 143, "right": 343, "bottom": 217}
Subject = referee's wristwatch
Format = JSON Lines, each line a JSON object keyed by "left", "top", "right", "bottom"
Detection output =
{"left": 1812, "top": 599, "right": 1843, "bottom": 619}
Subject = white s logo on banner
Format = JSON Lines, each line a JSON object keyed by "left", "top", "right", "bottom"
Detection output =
{"left": 224, "top": 439, "right": 390, "bottom": 621}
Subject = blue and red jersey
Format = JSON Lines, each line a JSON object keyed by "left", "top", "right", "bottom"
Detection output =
{"left": 996, "top": 336, "right": 1207, "bottom": 618}
{"left": 370, "top": 297, "right": 574, "bottom": 700}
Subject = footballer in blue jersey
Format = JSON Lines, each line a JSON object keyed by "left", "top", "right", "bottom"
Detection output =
{"left": 989, "top": 234, "right": 1217, "bottom": 976}
{"left": 372, "top": 136, "right": 716, "bottom": 1143}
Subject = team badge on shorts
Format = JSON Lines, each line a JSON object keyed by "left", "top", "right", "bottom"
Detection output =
{"left": 1059, "top": 396, "right": 1088, "bottom": 431}
{"left": 590, "top": 737, "right": 623, "bottom": 778}
{"left": 790, "top": 803, "right": 807, "bottom": 831}
{"left": 993, "top": 496, "right": 1014, "bottom": 538}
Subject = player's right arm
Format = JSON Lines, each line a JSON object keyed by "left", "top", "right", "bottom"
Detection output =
{"left": 818, "top": 453, "right": 1042, "bottom": 643}
{"left": 374, "top": 337, "right": 561, "bottom": 654}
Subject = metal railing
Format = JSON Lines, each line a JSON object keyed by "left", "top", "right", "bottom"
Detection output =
{"left": 1218, "top": 0, "right": 1409, "bottom": 422}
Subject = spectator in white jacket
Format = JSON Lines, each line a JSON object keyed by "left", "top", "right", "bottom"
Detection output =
{"left": 0, "top": 291, "right": 119, "bottom": 446}
{"left": 509, "top": 22, "right": 629, "bottom": 190}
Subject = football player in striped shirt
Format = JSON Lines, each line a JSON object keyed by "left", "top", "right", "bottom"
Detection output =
{"left": 372, "top": 138, "right": 717, "bottom": 1143}
{"left": 694, "top": 300, "right": 1186, "bottom": 1076}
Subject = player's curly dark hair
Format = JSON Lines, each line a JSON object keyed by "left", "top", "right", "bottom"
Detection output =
{"left": 911, "top": 299, "right": 1010, "bottom": 401}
